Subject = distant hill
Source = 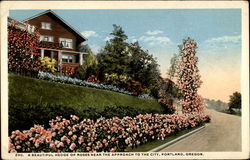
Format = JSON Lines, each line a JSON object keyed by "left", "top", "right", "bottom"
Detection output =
{"left": 205, "top": 98, "right": 228, "bottom": 112}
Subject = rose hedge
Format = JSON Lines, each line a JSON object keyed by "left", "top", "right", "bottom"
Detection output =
{"left": 9, "top": 113, "right": 211, "bottom": 153}
{"left": 38, "top": 71, "right": 152, "bottom": 99}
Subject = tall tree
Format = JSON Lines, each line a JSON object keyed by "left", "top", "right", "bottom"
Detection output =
{"left": 177, "top": 38, "right": 204, "bottom": 113}
{"left": 228, "top": 92, "right": 241, "bottom": 112}
{"left": 128, "top": 42, "right": 162, "bottom": 98}
{"left": 97, "top": 24, "right": 130, "bottom": 78}
{"left": 168, "top": 52, "right": 181, "bottom": 81}
{"left": 76, "top": 44, "right": 99, "bottom": 80}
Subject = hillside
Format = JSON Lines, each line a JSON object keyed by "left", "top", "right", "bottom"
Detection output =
{"left": 205, "top": 98, "right": 228, "bottom": 112}
{"left": 9, "top": 74, "right": 163, "bottom": 112}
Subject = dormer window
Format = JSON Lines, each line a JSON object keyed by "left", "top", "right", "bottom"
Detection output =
{"left": 41, "top": 22, "right": 51, "bottom": 30}
{"left": 59, "top": 38, "right": 73, "bottom": 49}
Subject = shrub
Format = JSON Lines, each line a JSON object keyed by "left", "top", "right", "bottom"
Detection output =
{"left": 8, "top": 23, "right": 42, "bottom": 77}
{"left": 9, "top": 113, "right": 210, "bottom": 153}
{"left": 9, "top": 105, "right": 160, "bottom": 133}
{"left": 40, "top": 57, "right": 57, "bottom": 73}
{"left": 104, "top": 73, "right": 131, "bottom": 89}
{"left": 86, "top": 75, "right": 100, "bottom": 83}
{"left": 126, "top": 79, "right": 144, "bottom": 95}
{"left": 9, "top": 104, "right": 78, "bottom": 133}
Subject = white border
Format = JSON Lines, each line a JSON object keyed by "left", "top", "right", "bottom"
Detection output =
{"left": 1, "top": 1, "right": 249, "bottom": 159}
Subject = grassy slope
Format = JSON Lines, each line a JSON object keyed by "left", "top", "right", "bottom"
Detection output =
{"left": 9, "top": 74, "right": 163, "bottom": 112}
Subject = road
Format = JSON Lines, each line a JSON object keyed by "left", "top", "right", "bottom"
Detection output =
{"left": 159, "top": 109, "right": 241, "bottom": 152}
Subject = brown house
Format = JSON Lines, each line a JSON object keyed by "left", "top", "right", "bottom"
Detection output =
{"left": 22, "top": 10, "right": 87, "bottom": 72}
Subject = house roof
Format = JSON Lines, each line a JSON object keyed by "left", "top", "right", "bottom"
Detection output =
{"left": 22, "top": 9, "right": 87, "bottom": 42}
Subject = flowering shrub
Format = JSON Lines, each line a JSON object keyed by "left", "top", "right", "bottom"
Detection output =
{"left": 177, "top": 38, "right": 205, "bottom": 113}
{"left": 8, "top": 23, "right": 43, "bottom": 76}
{"left": 87, "top": 75, "right": 100, "bottom": 83}
{"left": 38, "top": 72, "right": 152, "bottom": 99}
{"left": 61, "top": 66, "right": 76, "bottom": 76}
{"left": 9, "top": 113, "right": 210, "bottom": 153}
{"left": 40, "top": 57, "right": 57, "bottom": 73}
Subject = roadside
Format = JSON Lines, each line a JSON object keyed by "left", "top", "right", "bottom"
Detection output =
{"left": 159, "top": 109, "right": 241, "bottom": 152}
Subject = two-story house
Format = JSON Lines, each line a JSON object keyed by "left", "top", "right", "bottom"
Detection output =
{"left": 12, "top": 10, "right": 87, "bottom": 72}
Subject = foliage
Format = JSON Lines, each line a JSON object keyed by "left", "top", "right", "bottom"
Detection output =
{"left": 128, "top": 42, "right": 162, "bottom": 98}
{"left": 9, "top": 74, "right": 160, "bottom": 113}
{"left": 158, "top": 96, "right": 176, "bottom": 114}
{"left": 177, "top": 38, "right": 205, "bottom": 113}
{"left": 38, "top": 71, "right": 133, "bottom": 95}
{"left": 126, "top": 79, "right": 145, "bottom": 95}
{"left": 40, "top": 57, "right": 57, "bottom": 73}
{"left": 9, "top": 104, "right": 161, "bottom": 133}
{"left": 104, "top": 73, "right": 131, "bottom": 89}
{"left": 86, "top": 75, "right": 100, "bottom": 83}
{"left": 9, "top": 113, "right": 210, "bottom": 153}
{"left": 8, "top": 23, "right": 43, "bottom": 76}
{"left": 228, "top": 92, "right": 241, "bottom": 113}
{"left": 76, "top": 44, "right": 99, "bottom": 80}
{"left": 97, "top": 24, "right": 130, "bottom": 79}
{"left": 9, "top": 104, "right": 77, "bottom": 133}
{"left": 167, "top": 53, "right": 181, "bottom": 80}
{"left": 61, "top": 66, "right": 76, "bottom": 76}
{"left": 159, "top": 78, "right": 182, "bottom": 99}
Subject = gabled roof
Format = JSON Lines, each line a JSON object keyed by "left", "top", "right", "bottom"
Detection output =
{"left": 22, "top": 9, "right": 87, "bottom": 41}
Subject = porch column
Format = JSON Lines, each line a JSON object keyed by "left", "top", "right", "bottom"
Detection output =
{"left": 41, "top": 49, "right": 44, "bottom": 59}
{"left": 58, "top": 51, "right": 62, "bottom": 72}
{"left": 51, "top": 51, "right": 54, "bottom": 59}
{"left": 80, "top": 52, "right": 83, "bottom": 65}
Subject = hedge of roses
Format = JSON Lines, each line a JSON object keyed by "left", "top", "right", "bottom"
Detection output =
{"left": 38, "top": 71, "right": 152, "bottom": 99}
{"left": 9, "top": 113, "right": 210, "bottom": 153}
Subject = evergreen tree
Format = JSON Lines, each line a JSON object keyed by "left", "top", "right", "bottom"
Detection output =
{"left": 128, "top": 41, "right": 162, "bottom": 98}
{"left": 98, "top": 24, "right": 130, "bottom": 78}
{"left": 177, "top": 38, "right": 204, "bottom": 113}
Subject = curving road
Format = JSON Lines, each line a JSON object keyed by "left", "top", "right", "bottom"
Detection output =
{"left": 159, "top": 109, "right": 241, "bottom": 152}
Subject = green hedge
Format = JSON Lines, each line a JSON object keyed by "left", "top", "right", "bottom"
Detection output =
{"left": 9, "top": 105, "right": 162, "bottom": 133}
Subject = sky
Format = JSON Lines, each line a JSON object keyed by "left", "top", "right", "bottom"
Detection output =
{"left": 10, "top": 9, "right": 241, "bottom": 102}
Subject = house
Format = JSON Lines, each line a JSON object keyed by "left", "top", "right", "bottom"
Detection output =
{"left": 9, "top": 10, "right": 87, "bottom": 72}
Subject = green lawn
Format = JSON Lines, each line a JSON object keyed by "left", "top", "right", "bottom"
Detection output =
{"left": 9, "top": 74, "right": 163, "bottom": 112}
{"left": 126, "top": 126, "right": 203, "bottom": 152}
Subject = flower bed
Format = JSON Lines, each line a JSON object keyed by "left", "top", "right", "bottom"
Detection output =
{"left": 38, "top": 71, "right": 152, "bottom": 99}
{"left": 9, "top": 113, "right": 210, "bottom": 153}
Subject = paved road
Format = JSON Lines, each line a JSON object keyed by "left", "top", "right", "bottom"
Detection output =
{"left": 159, "top": 109, "right": 241, "bottom": 152}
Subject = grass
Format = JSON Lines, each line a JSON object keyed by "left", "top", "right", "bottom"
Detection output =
{"left": 126, "top": 125, "right": 203, "bottom": 152}
{"left": 9, "top": 74, "right": 163, "bottom": 112}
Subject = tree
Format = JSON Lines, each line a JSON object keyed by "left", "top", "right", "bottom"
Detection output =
{"left": 177, "top": 38, "right": 204, "bottom": 113}
{"left": 97, "top": 24, "right": 130, "bottom": 79}
{"left": 228, "top": 92, "right": 241, "bottom": 112}
{"left": 75, "top": 44, "right": 99, "bottom": 80}
{"left": 128, "top": 41, "right": 162, "bottom": 98}
{"left": 168, "top": 52, "right": 181, "bottom": 81}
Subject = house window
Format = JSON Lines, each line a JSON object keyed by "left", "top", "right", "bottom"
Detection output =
{"left": 59, "top": 38, "right": 73, "bottom": 49}
{"left": 62, "top": 55, "right": 73, "bottom": 63}
{"left": 40, "top": 35, "right": 54, "bottom": 42}
{"left": 41, "top": 22, "right": 51, "bottom": 30}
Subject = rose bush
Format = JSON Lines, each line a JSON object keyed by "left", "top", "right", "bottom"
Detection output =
{"left": 9, "top": 113, "right": 210, "bottom": 153}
